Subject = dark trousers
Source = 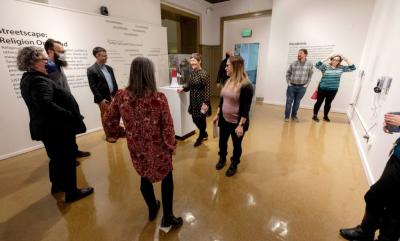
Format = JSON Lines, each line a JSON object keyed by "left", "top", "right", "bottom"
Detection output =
{"left": 284, "top": 85, "right": 306, "bottom": 118}
{"left": 140, "top": 171, "right": 174, "bottom": 218}
{"left": 363, "top": 155, "right": 400, "bottom": 240}
{"left": 192, "top": 115, "right": 207, "bottom": 138}
{"left": 218, "top": 116, "right": 244, "bottom": 164}
{"left": 313, "top": 88, "right": 338, "bottom": 117}
{"left": 42, "top": 132, "right": 77, "bottom": 192}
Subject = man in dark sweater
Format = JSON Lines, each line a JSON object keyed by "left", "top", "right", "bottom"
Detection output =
{"left": 44, "top": 39, "right": 90, "bottom": 164}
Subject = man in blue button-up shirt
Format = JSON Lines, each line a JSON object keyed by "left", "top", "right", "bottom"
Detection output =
{"left": 87, "top": 47, "right": 124, "bottom": 142}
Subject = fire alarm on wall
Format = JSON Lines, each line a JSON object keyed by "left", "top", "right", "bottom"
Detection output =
{"left": 100, "top": 6, "right": 109, "bottom": 16}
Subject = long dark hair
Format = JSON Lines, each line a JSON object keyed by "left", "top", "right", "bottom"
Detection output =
{"left": 227, "top": 55, "right": 250, "bottom": 87}
{"left": 127, "top": 57, "right": 157, "bottom": 97}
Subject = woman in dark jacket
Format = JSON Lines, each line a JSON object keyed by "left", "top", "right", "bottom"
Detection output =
{"left": 212, "top": 55, "right": 254, "bottom": 177}
{"left": 18, "top": 46, "right": 93, "bottom": 203}
{"left": 178, "top": 53, "right": 211, "bottom": 147}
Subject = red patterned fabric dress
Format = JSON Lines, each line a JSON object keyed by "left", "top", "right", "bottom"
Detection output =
{"left": 105, "top": 89, "right": 176, "bottom": 182}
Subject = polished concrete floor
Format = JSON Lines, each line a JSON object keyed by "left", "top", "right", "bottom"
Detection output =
{"left": 0, "top": 103, "right": 369, "bottom": 241}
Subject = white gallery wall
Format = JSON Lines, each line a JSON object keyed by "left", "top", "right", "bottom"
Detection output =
{"left": 162, "top": 0, "right": 216, "bottom": 45}
{"left": 211, "top": 0, "right": 273, "bottom": 45}
{"left": 223, "top": 16, "right": 271, "bottom": 98}
{"left": 161, "top": 0, "right": 273, "bottom": 46}
{"left": 0, "top": 0, "right": 168, "bottom": 159}
{"left": 349, "top": 0, "right": 400, "bottom": 184}
{"left": 213, "top": 0, "right": 272, "bottom": 17}
{"left": 47, "top": 0, "right": 162, "bottom": 26}
{"left": 262, "top": 0, "right": 375, "bottom": 113}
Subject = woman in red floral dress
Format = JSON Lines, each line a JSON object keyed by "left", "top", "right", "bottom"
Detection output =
{"left": 105, "top": 57, "right": 182, "bottom": 232}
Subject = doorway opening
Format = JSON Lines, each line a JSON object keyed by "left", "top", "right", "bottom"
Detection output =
{"left": 234, "top": 42, "right": 260, "bottom": 87}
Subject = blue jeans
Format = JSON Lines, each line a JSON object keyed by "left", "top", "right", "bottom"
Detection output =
{"left": 284, "top": 85, "right": 306, "bottom": 118}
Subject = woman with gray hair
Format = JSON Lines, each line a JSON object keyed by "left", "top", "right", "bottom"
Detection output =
{"left": 18, "top": 46, "right": 93, "bottom": 203}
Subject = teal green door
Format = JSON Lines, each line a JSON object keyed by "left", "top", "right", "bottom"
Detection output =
{"left": 234, "top": 43, "right": 260, "bottom": 86}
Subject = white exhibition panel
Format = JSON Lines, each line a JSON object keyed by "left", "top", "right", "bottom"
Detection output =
{"left": 159, "top": 86, "right": 196, "bottom": 137}
{"left": 0, "top": 0, "right": 169, "bottom": 159}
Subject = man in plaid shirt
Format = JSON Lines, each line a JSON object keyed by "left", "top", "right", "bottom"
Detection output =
{"left": 284, "top": 49, "right": 314, "bottom": 122}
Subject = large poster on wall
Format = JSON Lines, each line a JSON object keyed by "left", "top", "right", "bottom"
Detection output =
{"left": 0, "top": 0, "right": 168, "bottom": 159}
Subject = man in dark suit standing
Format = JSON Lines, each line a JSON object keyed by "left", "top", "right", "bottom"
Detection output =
{"left": 87, "top": 47, "right": 124, "bottom": 142}
{"left": 44, "top": 39, "right": 90, "bottom": 163}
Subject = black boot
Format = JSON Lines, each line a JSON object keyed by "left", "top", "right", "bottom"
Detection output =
{"left": 149, "top": 200, "right": 160, "bottom": 221}
{"left": 203, "top": 131, "right": 208, "bottom": 140}
{"left": 215, "top": 158, "right": 226, "bottom": 170}
{"left": 160, "top": 215, "right": 183, "bottom": 233}
{"left": 140, "top": 179, "right": 159, "bottom": 221}
{"left": 339, "top": 225, "right": 372, "bottom": 241}
{"left": 65, "top": 187, "right": 94, "bottom": 203}
{"left": 194, "top": 136, "right": 202, "bottom": 147}
{"left": 339, "top": 210, "right": 379, "bottom": 241}
{"left": 312, "top": 115, "right": 320, "bottom": 122}
{"left": 225, "top": 163, "right": 238, "bottom": 177}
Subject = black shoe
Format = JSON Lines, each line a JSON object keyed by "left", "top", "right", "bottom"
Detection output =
{"left": 215, "top": 158, "right": 226, "bottom": 170}
{"left": 225, "top": 163, "right": 237, "bottom": 177}
{"left": 76, "top": 160, "right": 80, "bottom": 166}
{"left": 51, "top": 185, "right": 64, "bottom": 194}
{"left": 149, "top": 200, "right": 160, "bottom": 221}
{"left": 203, "top": 132, "right": 208, "bottom": 140}
{"left": 76, "top": 150, "right": 91, "bottom": 158}
{"left": 339, "top": 225, "right": 374, "bottom": 241}
{"left": 323, "top": 116, "right": 331, "bottom": 122}
{"left": 65, "top": 187, "right": 94, "bottom": 203}
{"left": 194, "top": 138, "right": 202, "bottom": 147}
{"left": 160, "top": 215, "right": 183, "bottom": 233}
{"left": 312, "top": 115, "right": 320, "bottom": 122}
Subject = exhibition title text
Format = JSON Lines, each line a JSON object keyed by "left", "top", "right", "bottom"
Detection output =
{"left": 0, "top": 27, "right": 67, "bottom": 47}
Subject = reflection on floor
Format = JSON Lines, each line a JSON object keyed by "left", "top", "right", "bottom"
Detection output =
{"left": 0, "top": 103, "right": 368, "bottom": 241}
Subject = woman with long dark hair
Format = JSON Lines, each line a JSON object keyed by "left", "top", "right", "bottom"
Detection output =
{"left": 105, "top": 57, "right": 182, "bottom": 232}
{"left": 213, "top": 56, "right": 254, "bottom": 177}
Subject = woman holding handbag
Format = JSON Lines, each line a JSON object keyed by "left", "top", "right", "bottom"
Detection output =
{"left": 312, "top": 54, "right": 356, "bottom": 122}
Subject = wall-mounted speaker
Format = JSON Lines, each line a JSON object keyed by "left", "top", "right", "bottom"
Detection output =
{"left": 100, "top": 6, "right": 109, "bottom": 16}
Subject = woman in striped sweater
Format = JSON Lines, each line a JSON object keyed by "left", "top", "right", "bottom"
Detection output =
{"left": 312, "top": 54, "right": 356, "bottom": 122}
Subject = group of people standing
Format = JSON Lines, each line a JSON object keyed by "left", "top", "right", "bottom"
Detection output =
{"left": 17, "top": 41, "right": 254, "bottom": 232}
{"left": 284, "top": 48, "right": 356, "bottom": 122}
{"left": 17, "top": 41, "right": 399, "bottom": 239}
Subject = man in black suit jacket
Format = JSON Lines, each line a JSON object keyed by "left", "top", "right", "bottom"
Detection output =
{"left": 87, "top": 47, "right": 123, "bottom": 142}
{"left": 44, "top": 38, "right": 90, "bottom": 161}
